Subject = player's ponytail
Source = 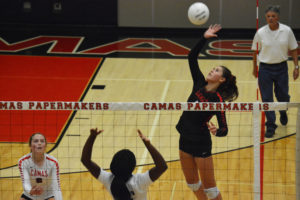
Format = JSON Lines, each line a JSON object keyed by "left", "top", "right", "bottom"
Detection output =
{"left": 110, "top": 149, "right": 136, "bottom": 200}
{"left": 217, "top": 66, "right": 239, "bottom": 102}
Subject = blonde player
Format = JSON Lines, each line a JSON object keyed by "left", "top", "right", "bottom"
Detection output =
{"left": 81, "top": 128, "right": 167, "bottom": 200}
{"left": 18, "top": 133, "right": 62, "bottom": 200}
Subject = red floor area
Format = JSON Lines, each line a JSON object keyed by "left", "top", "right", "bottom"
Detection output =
{"left": 0, "top": 55, "right": 102, "bottom": 142}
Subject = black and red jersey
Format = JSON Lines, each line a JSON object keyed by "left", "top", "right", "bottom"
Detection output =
{"left": 176, "top": 37, "right": 228, "bottom": 141}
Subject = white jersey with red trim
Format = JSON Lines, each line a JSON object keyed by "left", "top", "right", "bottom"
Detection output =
{"left": 18, "top": 153, "right": 62, "bottom": 200}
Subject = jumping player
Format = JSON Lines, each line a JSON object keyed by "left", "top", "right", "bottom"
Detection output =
{"left": 18, "top": 133, "right": 62, "bottom": 200}
{"left": 176, "top": 24, "right": 238, "bottom": 200}
{"left": 81, "top": 128, "right": 167, "bottom": 200}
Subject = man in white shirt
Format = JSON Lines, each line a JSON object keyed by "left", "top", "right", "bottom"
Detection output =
{"left": 252, "top": 5, "right": 299, "bottom": 138}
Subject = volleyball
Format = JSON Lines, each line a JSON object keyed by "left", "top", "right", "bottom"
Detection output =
{"left": 187, "top": 2, "right": 209, "bottom": 25}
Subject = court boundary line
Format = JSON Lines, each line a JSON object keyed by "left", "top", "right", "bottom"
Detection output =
{"left": 136, "top": 80, "right": 170, "bottom": 174}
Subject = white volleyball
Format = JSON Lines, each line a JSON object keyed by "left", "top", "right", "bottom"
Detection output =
{"left": 188, "top": 2, "right": 210, "bottom": 25}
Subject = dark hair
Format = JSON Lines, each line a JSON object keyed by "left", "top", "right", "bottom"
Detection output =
{"left": 217, "top": 66, "right": 239, "bottom": 102}
{"left": 110, "top": 149, "right": 136, "bottom": 200}
{"left": 29, "top": 132, "right": 47, "bottom": 147}
{"left": 265, "top": 5, "right": 280, "bottom": 15}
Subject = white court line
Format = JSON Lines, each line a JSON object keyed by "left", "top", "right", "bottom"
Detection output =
{"left": 150, "top": 179, "right": 296, "bottom": 187}
{"left": 137, "top": 80, "right": 170, "bottom": 173}
{"left": 170, "top": 182, "right": 177, "bottom": 200}
{"left": 96, "top": 78, "right": 300, "bottom": 84}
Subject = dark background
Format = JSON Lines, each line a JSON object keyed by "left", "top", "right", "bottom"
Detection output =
{"left": 0, "top": 0, "right": 117, "bottom": 26}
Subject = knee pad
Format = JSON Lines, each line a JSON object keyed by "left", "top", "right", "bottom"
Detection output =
{"left": 187, "top": 181, "right": 202, "bottom": 192}
{"left": 204, "top": 187, "right": 220, "bottom": 199}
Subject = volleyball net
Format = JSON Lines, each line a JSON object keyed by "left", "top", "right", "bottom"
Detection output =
{"left": 0, "top": 101, "right": 299, "bottom": 200}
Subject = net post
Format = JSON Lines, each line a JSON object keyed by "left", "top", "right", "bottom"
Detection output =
{"left": 296, "top": 106, "right": 300, "bottom": 200}
{"left": 253, "top": 102, "right": 261, "bottom": 200}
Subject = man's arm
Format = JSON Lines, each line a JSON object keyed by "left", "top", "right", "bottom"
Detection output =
{"left": 252, "top": 51, "right": 258, "bottom": 78}
{"left": 251, "top": 31, "right": 260, "bottom": 78}
{"left": 290, "top": 48, "right": 299, "bottom": 80}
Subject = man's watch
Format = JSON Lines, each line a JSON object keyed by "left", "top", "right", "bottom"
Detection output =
{"left": 296, "top": 65, "right": 299, "bottom": 70}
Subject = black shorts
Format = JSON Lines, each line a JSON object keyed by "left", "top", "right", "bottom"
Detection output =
{"left": 179, "top": 135, "right": 212, "bottom": 158}
{"left": 21, "top": 194, "right": 54, "bottom": 200}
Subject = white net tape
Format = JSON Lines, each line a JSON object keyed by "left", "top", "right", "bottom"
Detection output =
{"left": 0, "top": 101, "right": 291, "bottom": 111}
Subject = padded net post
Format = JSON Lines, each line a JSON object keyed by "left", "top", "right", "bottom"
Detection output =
{"left": 253, "top": 103, "right": 261, "bottom": 200}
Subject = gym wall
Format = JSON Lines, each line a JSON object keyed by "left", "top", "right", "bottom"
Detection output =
{"left": 0, "top": 0, "right": 299, "bottom": 29}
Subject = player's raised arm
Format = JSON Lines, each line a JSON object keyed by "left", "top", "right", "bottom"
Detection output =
{"left": 188, "top": 24, "right": 222, "bottom": 89}
{"left": 137, "top": 129, "right": 168, "bottom": 182}
{"left": 81, "top": 128, "right": 103, "bottom": 178}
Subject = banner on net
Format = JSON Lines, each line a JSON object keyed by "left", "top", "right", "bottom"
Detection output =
{"left": 0, "top": 101, "right": 290, "bottom": 111}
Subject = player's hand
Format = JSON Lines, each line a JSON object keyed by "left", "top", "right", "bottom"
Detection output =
{"left": 90, "top": 128, "right": 103, "bottom": 137}
{"left": 30, "top": 185, "right": 44, "bottom": 195}
{"left": 137, "top": 129, "right": 150, "bottom": 143}
{"left": 204, "top": 24, "right": 222, "bottom": 39}
{"left": 207, "top": 122, "right": 217, "bottom": 135}
{"left": 30, "top": 185, "right": 38, "bottom": 195}
{"left": 293, "top": 68, "right": 299, "bottom": 80}
{"left": 35, "top": 186, "right": 43, "bottom": 195}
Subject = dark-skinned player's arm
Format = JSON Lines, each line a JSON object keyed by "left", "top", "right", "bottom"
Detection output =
{"left": 81, "top": 128, "right": 103, "bottom": 178}
{"left": 137, "top": 129, "right": 168, "bottom": 182}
